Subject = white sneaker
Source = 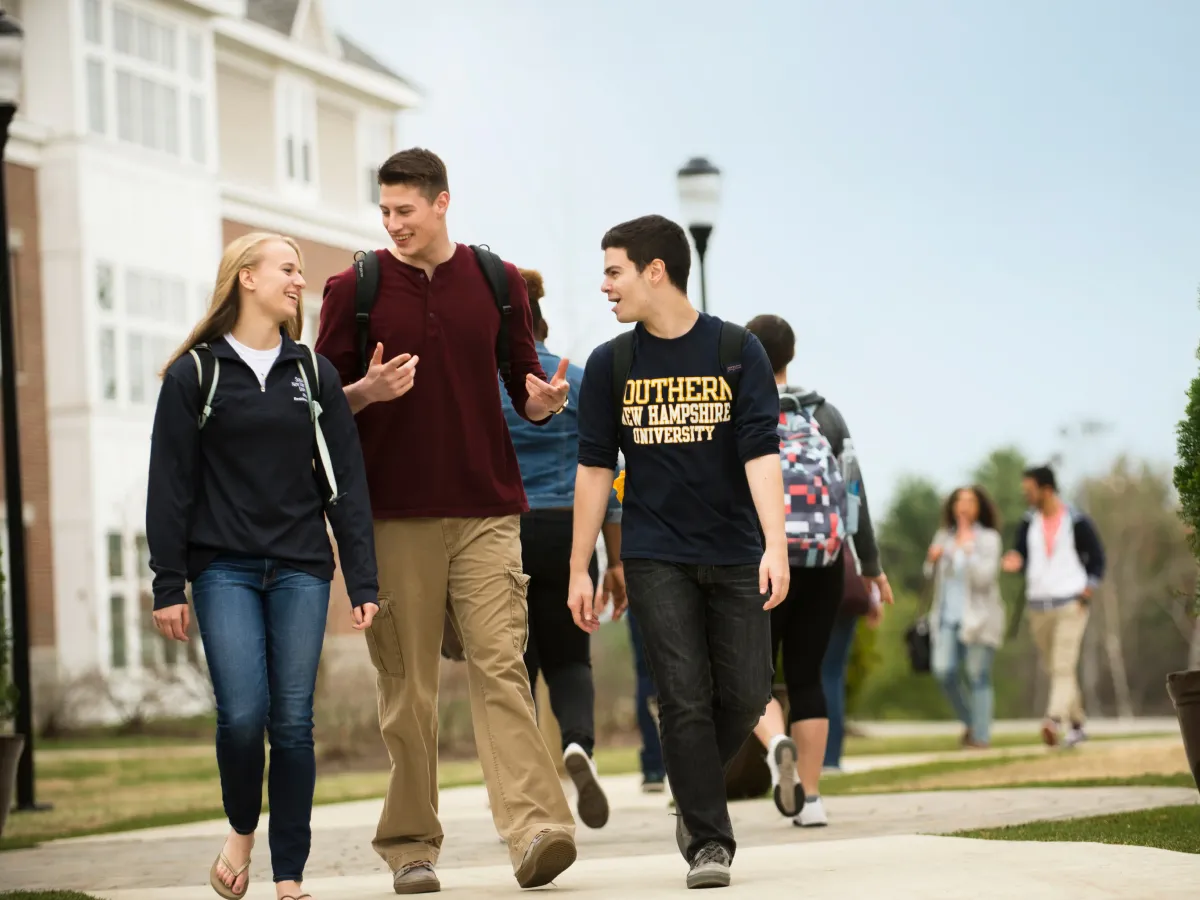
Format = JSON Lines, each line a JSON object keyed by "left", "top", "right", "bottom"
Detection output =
{"left": 563, "top": 743, "right": 609, "bottom": 829}
{"left": 766, "top": 735, "right": 803, "bottom": 818}
{"left": 794, "top": 796, "right": 828, "bottom": 827}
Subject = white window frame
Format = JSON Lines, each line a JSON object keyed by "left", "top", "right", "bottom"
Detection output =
{"left": 79, "top": 0, "right": 209, "bottom": 168}
{"left": 357, "top": 110, "right": 393, "bottom": 210}
{"left": 276, "top": 73, "right": 318, "bottom": 199}
{"left": 95, "top": 260, "right": 120, "bottom": 403}
{"left": 96, "top": 261, "right": 194, "bottom": 409}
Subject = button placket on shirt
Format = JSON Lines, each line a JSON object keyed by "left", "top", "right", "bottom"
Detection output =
{"left": 422, "top": 270, "right": 439, "bottom": 340}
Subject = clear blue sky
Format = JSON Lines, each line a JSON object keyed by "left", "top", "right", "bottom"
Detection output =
{"left": 329, "top": 0, "right": 1200, "bottom": 511}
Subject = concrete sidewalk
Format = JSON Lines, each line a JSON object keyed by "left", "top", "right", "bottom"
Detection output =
{"left": 4, "top": 778, "right": 1196, "bottom": 894}
{"left": 94, "top": 834, "right": 1200, "bottom": 900}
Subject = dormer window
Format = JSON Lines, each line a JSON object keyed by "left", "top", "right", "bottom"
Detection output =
{"left": 277, "top": 74, "right": 317, "bottom": 195}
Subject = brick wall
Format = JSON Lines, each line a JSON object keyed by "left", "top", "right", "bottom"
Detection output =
{"left": 0, "top": 162, "right": 56, "bottom": 652}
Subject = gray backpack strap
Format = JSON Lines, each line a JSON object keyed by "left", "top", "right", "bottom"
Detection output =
{"left": 189, "top": 343, "right": 219, "bottom": 430}
{"left": 295, "top": 344, "right": 339, "bottom": 504}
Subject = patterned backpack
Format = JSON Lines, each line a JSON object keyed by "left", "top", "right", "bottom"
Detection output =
{"left": 778, "top": 392, "right": 847, "bottom": 567}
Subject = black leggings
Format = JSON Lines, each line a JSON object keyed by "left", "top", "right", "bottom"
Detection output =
{"left": 770, "top": 554, "right": 845, "bottom": 726}
{"left": 521, "top": 509, "right": 598, "bottom": 755}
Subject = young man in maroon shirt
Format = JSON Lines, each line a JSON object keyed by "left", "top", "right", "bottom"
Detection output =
{"left": 315, "top": 148, "right": 576, "bottom": 894}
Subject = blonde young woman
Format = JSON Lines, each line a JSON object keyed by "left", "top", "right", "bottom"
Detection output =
{"left": 146, "top": 233, "right": 379, "bottom": 900}
{"left": 924, "top": 485, "right": 1005, "bottom": 748}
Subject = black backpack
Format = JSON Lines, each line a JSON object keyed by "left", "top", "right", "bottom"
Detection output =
{"left": 609, "top": 321, "right": 747, "bottom": 424}
{"left": 352, "top": 245, "right": 513, "bottom": 379}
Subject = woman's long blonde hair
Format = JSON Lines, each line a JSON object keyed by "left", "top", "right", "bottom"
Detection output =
{"left": 160, "top": 232, "right": 305, "bottom": 378}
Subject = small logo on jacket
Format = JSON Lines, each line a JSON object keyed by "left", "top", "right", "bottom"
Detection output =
{"left": 291, "top": 375, "right": 310, "bottom": 403}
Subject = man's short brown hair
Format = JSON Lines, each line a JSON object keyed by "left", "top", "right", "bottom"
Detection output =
{"left": 377, "top": 148, "right": 449, "bottom": 202}
{"left": 600, "top": 215, "right": 691, "bottom": 294}
{"left": 746, "top": 314, "right": 795, "bottom": 374}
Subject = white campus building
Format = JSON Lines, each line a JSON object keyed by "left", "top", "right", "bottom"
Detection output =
{"left": 5, "top": 0, "right": 416, "bottom": 719}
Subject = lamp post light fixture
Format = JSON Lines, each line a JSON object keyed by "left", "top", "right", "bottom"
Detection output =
{"left": 675, "top": 156, "right": 722, "bottom": 314}
{"left": 0, "top": 6, "right": 38, "bottom": 812}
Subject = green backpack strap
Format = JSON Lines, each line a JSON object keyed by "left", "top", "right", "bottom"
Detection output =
{"left": 189, "top": 343, "right": 219, "bottom": 430}
{"left": 294, "top": 344, "right": 340, "bottom": 505}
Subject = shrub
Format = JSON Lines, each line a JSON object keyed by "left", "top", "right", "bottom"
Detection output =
{"left": 1173, "top": 291, "right": 1200, "bottom": 616}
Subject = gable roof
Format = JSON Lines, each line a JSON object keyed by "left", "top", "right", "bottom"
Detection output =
{"left": 244, "top": 0, "right": 300, "bottom": 34}
{"left": 243, "top": 0, "right": 411, "bottom": 86}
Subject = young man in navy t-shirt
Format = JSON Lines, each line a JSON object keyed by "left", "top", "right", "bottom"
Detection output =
{"left": 568, "top": 214, "right": 789, "bottom": 890}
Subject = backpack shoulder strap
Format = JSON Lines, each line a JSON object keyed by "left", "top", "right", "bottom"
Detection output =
{"left": 189, "top": 343, "right": 219, "bottom": 430}
{"left": 469, "top": 244, "right": 513, "bottom": 379}
{"left": 611, "top": 330, "right": 636, "bottom": 423}
{"left": 353, "top": 250, "right": 380, "bottom": 380}
{"left": 294, "top": 344, "right": 340, "bottom": 506}
{"left": 718, "top": 321, "right": 746, "bottom": 399}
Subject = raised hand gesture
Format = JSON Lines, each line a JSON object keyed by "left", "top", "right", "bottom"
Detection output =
{"left": 525, "top": 358, "right": 570, "bottom": 421}
{"left": 358, "top": 342, "right": 418, "bottom": 405}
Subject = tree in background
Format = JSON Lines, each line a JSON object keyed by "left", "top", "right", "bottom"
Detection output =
{"left": 1082, "top": 458, "right": 1198, "bottom": 712}
{"left": 876, "top": 475, "right": 943, "bottom": 598}
{"left": 856, "top": 445, "right": 1195, "bottom": 721}
{"left": 1174, "top": 294, "right": 1200, "bottom": 634}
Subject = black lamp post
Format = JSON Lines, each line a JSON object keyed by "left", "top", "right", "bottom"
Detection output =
{"left": 0, "top": 7, "right": 36, "bottom": 812}
{"left": 675, "top": 156, "right": 722, "bottom": 314}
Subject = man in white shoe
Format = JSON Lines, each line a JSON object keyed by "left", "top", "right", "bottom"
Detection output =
{"left": 1003, "top": 465, "right": 1105, "bottom": 749}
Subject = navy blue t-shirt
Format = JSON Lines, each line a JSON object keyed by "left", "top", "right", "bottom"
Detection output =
{"left": 577, "top": 313, "right": 780, "bottom": 565}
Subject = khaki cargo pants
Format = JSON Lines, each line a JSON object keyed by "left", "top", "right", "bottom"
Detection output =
{"left": 1028, "top": 600, "right": 1090, "bottom": 725}
{"left": 364, "top": 515, "right": 575, "bottom": 873}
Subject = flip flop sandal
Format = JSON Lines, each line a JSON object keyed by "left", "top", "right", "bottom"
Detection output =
{"left": 209, "top": 851, "right": 251, "bottom": 900}
{"left": 279, "top": 895, "right": 313, "bottom": 900}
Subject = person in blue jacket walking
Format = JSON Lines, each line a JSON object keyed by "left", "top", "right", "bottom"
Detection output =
{"left": 501, "top": 268, "right": 623, "bottom": 831}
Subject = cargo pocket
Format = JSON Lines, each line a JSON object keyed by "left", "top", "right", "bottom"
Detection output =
{"left": 507, "top": 567, "right": 532, "bottom": 652}
{"left": 364, "top": 593, "right": 405, "bottom": 677}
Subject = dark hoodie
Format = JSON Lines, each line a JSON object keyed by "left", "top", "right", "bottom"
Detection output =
{"left": 779, "top": 384, "right": 882, "bottom": 577}
{"left": 146, "top": 330, "right": 379, "bottom": 610}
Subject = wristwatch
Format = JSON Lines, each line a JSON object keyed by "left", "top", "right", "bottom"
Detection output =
{"left": 551, "top": 397, "right": 569, "bottom": 415}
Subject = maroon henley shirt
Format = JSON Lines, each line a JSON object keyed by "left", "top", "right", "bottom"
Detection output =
{"left": 316, "top": 245, "right": 547, "bottom": 519}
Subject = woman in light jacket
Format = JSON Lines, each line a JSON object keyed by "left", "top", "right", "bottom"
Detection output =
{"left": 924, "top": 485, "right": 1004, "bottom": 748}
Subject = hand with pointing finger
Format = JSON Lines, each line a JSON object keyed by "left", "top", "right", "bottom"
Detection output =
{"left": 358, "top": 342, "right": 418, "bottom": 406}
{"left": 525, "top": 358, "right": 570, "bottom": 421}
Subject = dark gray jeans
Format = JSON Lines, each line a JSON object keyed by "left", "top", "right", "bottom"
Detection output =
{"left": 623, "top": 559, "right": 774, "bottom": 860}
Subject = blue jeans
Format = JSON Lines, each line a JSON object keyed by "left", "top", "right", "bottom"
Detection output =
{"left": 192, "top": 556, "right": 331, "bottom": 884}
{"left": 931, "top": 621, "right": 996, "bottom": 745}
{"left": 821, "top": 615, "right": 858, "bottom": 769}
{"left": 623, "top": 560, "right": 773, "bottom": 860}
{"left": 626, "top": 609, "right": 665, "bottom": 780}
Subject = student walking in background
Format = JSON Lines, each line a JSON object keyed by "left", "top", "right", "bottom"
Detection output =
{"left": 1003, "top": 465, "right": 1106, "bottom": 748}
{"left": 925, "top": 486, "right": 1005, "bottom": 749}
{"left": 745, "top": 314, "right": 892, "bottom": 829}
{"left": 628, "top": 609, "right": 667, "bottom": 792}
{"left": 821, "top": 549, "right": 884, "bottom": 772}
{"left": 147, "top": 232, "right": 379, "bottom": 900}
{"left": 500, "top": 267, "right": 622, "bottom": 830}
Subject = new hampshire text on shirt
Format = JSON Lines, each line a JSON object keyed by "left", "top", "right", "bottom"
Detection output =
{"left": 620, "top": 376, "right": 733, "bottom": 444}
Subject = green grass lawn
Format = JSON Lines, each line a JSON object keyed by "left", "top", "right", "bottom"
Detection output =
{"left": 0, "top": 894, "right": 101, "bottom": 900}
{"left": 839, "top": 729, "right": 1166, "bottom": 758}
{"left": 951, "top": 804, "right": 1200, "bottom": 854}
{"left": 820, "top": 754, "right": 1041, "bottom": 795}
